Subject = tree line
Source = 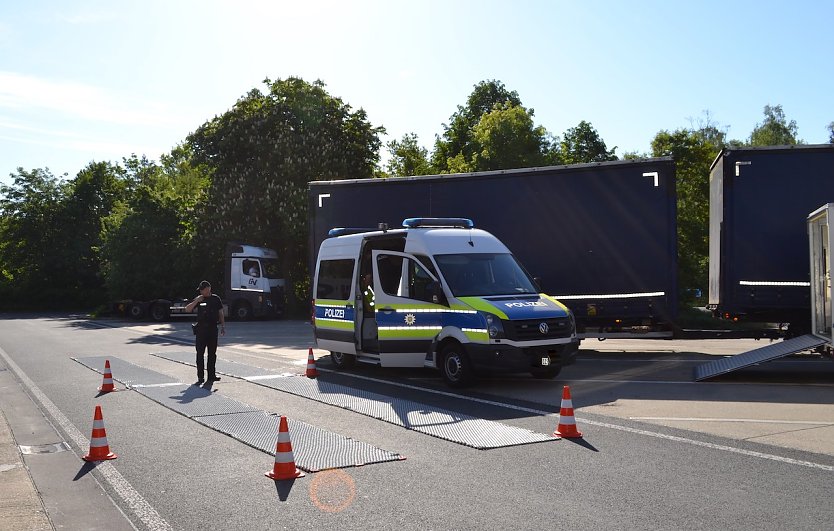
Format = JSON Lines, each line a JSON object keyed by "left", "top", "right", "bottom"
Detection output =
{"left": 1, "top": 77, "right": 831, "bottom": 315}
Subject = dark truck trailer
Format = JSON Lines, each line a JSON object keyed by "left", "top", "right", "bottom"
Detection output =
{"left": 309, "top": 158, "right": 677, "bottom": 338}
{"left": 708, "top": 144, "right": 834, "bottom": 333}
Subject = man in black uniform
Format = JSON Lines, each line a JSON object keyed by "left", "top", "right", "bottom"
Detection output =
{"left": 185, "top": 280, "right": 226, "bottom": 384}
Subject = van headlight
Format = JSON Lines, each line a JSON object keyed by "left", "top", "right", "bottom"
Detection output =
{"left": 481, "top": 312, "right": 505, "bottom": 339}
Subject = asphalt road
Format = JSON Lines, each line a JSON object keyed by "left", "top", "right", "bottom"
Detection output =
{"left": 1, "top": 314, "right": 833, "bottom": 530}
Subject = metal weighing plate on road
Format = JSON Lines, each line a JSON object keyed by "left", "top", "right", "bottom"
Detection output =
{"left": 149, "top": 352, "right": 556, "bottom": 449}
{"left": 73, "top": 356, "right": 179, "bottom": 386}
{"left": 254, "top": 375, "right": 555, "bottom": 449}
{"left": 134, "top": 383, "right": 260, "bottom": 417}
{"left": 152, "top": 351, "right": 279, "bottom": 378}
{"left": 197, "top": 411, "right": 404, "bottom": 472}
{"left": 74, "top": 356, "right": 404, "bottom": 471}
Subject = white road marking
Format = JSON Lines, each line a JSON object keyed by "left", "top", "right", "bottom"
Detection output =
{"left": 630, "top": 417, "right": 834, "bottom": 425}
{"left": 585, "top": 418, "right": 834, "bottom": 472}
{"left": 0, "top": 346, "right": 172, "bottom": 530}
{"left": 244, "top": 374, "right": 297, "bottom": 380}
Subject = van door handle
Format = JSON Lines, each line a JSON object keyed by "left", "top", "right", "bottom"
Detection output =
{"left": 346, "top": 304, "right": 354, "bottom": 308}
{"left": 379, "top": 307, "right": 395, "bottom": 313}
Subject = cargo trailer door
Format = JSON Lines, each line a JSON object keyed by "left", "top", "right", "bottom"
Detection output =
{"left": 808, "top": 204, "right": 833, "bottom": 344}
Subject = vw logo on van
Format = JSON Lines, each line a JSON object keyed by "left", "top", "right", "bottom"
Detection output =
{"left": 539, "top": 322, "right": 549, "bottom": 334}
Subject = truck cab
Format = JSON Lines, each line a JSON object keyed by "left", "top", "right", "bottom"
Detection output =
{"left": 312, "top": 218, "right": 579, "bottom": 387}
{"left": 224, "top": 243, "right": 285, "bottom": 320}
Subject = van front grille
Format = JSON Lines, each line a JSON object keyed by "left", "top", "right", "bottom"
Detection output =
{"left": 505, "top": 317, "right": 572, "bottom": 340}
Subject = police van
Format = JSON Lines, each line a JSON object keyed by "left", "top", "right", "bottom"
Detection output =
{"left": 312, "top": 218, "right": 579, "bottom": 387}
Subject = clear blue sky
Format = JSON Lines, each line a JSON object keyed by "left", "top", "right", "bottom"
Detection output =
{"left": 2, "top": 0, "right": 833, "bottom": 187}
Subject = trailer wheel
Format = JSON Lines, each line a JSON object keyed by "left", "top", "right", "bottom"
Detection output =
{"left": 149, "top": 303, "right": 170, "bottom": 322}
{"left": 331, "top": 351, "right": 356, "bottom": 369}
{"left": 440, "top": 343, "right": 475, "bottom": 388}
{"left": 232, "top": 301, "right": 252, "bottom": 321}
{"left": 127, "top": 302, "right": 145, "bottom": 320}
{"left": 530, "top": 366, "right": 561, "bottom": 379}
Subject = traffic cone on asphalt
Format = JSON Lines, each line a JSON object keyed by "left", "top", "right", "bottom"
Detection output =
{"left": 98, "top": 359, "right": 115, "bottom": 393}
{"left": 83, "top": 405, "right": 117, "bottom": 461}
{"left": 265, "top": 416, "right": 305, "bottom": 480}
{"left": 305, "top": 349, "right": 318, "bottom": 378}
{"left": 553, "top": 385, "right": 583, "bottom": 438}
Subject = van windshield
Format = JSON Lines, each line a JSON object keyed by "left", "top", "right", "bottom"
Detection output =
{"left": 434, "top": 253, "right": 538, "bottom": 297}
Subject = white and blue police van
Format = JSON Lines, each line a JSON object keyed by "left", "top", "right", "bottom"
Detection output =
{"left": 312, "top": 218, "right": 579, "bottom": 387}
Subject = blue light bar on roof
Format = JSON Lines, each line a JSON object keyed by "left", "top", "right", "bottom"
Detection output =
{"left": 402, "top": 217, "right": 474, "bottom": 229}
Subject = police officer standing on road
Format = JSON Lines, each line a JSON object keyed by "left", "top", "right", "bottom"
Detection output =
{"left": 185, "top": 280, "right": 225, "bottom": 384}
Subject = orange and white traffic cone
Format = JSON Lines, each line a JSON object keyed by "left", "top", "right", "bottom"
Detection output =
{"left": 83, "top": 405, "right": 117, "bottom": 461}
{"left": 305, "top": 348, "right": 318, "bottom": 378}
{"left": 266, "top": 416, "right": 305, "bottom": 480}
{"left": 98, "top": 359, "right": 115, "bottom": 393}
{"left": 553, "top": 385, "right": 583, "bottom": 438}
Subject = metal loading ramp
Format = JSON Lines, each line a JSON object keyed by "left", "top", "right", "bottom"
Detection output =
{"left": 694, "top": 334, "right": 826, "bottom": 381}
{"left": 72, "top": 356, "right": 404, "bottom": 471}
{"left": 153, "top": 351, "right": 557, "bottom": 449}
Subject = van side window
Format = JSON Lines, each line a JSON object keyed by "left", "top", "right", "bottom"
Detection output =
{"left": 408, "top": 258, "right": 436, "bottom": 303}
{"left": 317, "top": 259, "right": 355, "bottom": 300}
{"left": 414, "top": 254, "right": 438, "bottom": 277}
{"left": 377, "top": 254, "right": 436, "bottom": 303}
{"left": 377, "top": 255, "right": 403, "bottom": 296}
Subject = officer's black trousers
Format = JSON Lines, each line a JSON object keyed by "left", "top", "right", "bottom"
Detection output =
{"left": 195, "top": 327, "right": 218, "bottom": 380}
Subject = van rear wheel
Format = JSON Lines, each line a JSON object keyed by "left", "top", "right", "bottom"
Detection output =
{"left": 440, "top": 343, "right": 474, "bottom": 388}
{"left": 331, "top": 351, "right": 356, "bottom": 369}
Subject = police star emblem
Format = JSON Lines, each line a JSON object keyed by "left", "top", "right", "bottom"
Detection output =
{"left": 404, "top": 314, "right": 416, "bottom": 326}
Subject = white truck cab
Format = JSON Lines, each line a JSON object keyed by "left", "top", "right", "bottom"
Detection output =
{"left": 312, "top": 218, "right": 579, "bottom": 387}
{"left": 224, "top": 243, "right": 285, "bottom": 320}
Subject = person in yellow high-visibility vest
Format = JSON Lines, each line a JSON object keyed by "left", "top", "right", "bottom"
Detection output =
{"left": 361, "top": 273, "right": 375, "bottom": 315}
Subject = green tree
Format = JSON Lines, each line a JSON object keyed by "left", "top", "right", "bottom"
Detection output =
{"left": 827, "top": 121, "right": 834, "bottom": 143}
{"left": 749, "top": 104, "right": 800, "bottom": 146}
{"left": 470, "top": 102, "right": 548, "bottom": 171}
{"left": 99, "top": 150, "right": 209, "bottom": 303}
{"left": 100, "top": 187, "right": 197, "bottom": 302}
{"left": 187, "top": 77, "right": 383, "bottom": 313}
{"left": 385, "top": 133, "right": 434, "bottom": 176}
{"left": 621, "top": 151, "right": 649, "bottom": 160}
{"left": 555, "top": 120, "right": 618, "bottom": 164}
{"left": 651, "top": 124, "right": 726, "bottom": 304}
{"left": 0, "top": 168, "right": 67, "bottom": 308}
{"left": 57, "top": 161, "right": 127, "bottom": 305}
{"left": 432, "top": 80, "right": 522, "bottom": 172}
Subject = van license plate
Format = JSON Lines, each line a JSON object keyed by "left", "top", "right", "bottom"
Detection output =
{"left": 541, "top": 357, "right": 550, "bottom": 366}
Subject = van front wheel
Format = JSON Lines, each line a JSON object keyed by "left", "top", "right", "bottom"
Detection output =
{"left": 440, "top": 343, "right": 474, "bottom": 388}
{"left": 331, "top": 351, "right": 356, "bottom": 369}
